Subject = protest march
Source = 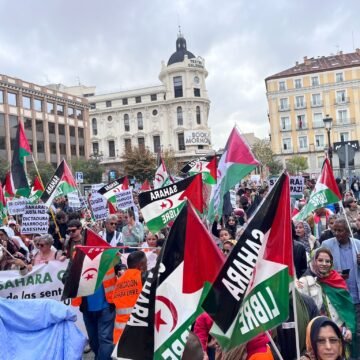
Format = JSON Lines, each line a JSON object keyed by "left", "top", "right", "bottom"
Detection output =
{"left": 0, "top": 120, "right": 359, "bottom": 360}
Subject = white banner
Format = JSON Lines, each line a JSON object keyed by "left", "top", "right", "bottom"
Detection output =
{"left": 184, "top": 130, "right": 211, "bottom": 146}
{"left": 268, "top": 176, "right": 304, "bottom": 197}
{"left": 0, "top": 260, "right": 86, "bottom": 335}
{"left": 115, "top": 189, "right": 134, "bottom": 210}
{"left": 21, "top": 204, "right": 49, "bottom": 234}
{"left": 67, "top": 191, "right": 81, "bottom": 209}
{"left": 7, "top": 198, "right": 30, "bottom": 215}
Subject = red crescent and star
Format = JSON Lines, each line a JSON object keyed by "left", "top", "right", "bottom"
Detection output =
{"left": 155, "top": 295, "right": 178, "bottom": 332}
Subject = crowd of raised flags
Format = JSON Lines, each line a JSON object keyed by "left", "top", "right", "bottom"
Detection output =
{"left": 0, "top": 118, "right": 359, "bottom": 359}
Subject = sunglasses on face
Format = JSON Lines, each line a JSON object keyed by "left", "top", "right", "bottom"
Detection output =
{"left": 67, "top": 228, "right": 79, "bottom": 234}
{"left": 109, "top": 222, "right": 117, "bottom": 226}
{"left": 222, "top": 249, "right": 230, "bottom": 254}
{"left": 37, "top": 243, "right": 46, "bottom": 247}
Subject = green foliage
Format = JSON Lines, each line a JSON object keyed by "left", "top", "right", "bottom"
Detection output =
{"left": 122, "top": 147, "right": 156, "bottom": 182}
{"left": 267, "top": 159, "right": 283, "bottom": 175}
{"left": 251, "top": 139, "right": 283, "bottom": 175}
{"left": 28, "top": 161, "right": 56, "bottom": 186}
{"left": 286, "top": 155, "right": 308, "bottom": 174}
{"left": 0, "top": 157, "right": 10, "bottom": 183}
{"left": 162, "top": 149, "right": 178, "bottom": 176}
{"left": 70, "top": 158, "right": 105, "bottom": 184}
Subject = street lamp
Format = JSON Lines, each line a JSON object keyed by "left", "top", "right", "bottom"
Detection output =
{"left": 323, "top": 115, "right": 333, "bottom": 168}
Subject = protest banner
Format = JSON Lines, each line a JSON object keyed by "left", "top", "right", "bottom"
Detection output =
{"left": 115, "top": 189, "right": 134, "bottom": 209}
{"left": 67, "top": 191, "right": 81, "bottom": 209}
{"left": 90, "top": 185, "right": 108, "bottom": 221}
{"left": 21, "top": 204, "right": 49, "bottom": 234}
{"left": 7, "top": 198, "right": 30, "bottom": 215}
{"left": 0, "top": 260, "right": 86, "bottom": 335}
{"left": 268, "top": 176, "right": 304, "bottom": 198}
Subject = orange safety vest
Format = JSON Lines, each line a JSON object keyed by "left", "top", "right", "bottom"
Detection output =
{"left": 112, "top": 268, "right": 142, "bottom": 344}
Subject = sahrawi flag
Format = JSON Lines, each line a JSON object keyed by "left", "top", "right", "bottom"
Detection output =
{"left": 294, "top": 158, "right": 341, "bottom": 221}
{"left": 11, "top": 119, "right": 31, "bottom": 197}
{"left": 181, "top": 155, "right": 217, "bottom": 185}
{"left": 207, "top": 127, "right": 259, "bottom": 223}
{"left": 29, "top": 176, "right": 44, "bottom": 204}
{"left": 40, "top": 160, "right": 77, "bottom": 207}
{"left": 62, "top": 228, "right": 118, "bottom": 299}
{"left": 114, "top": 201, "right": 224, "bottom": 360}
{"left": 154, "top": 156, "right": 171, "bottom": 189}
{"left": 202, "top": 172, "right": 294, "bottom": 350}
{"left": 4, "top": 171, "right": 15, "bottom": 199}
{"left": 97, "top": 176, "right": 129, "bottom": 206}
{"left": 138, "top": 174, "right": 203, "bottom": 233}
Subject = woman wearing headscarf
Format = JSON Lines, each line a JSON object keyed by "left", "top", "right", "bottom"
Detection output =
{"left": 295, "top": 221, "right": 319, "bottom": 262}
{"left": 300, "top": 316, "right": 345, "bottom": 360}
{"left": 297, "top": 248, "right": 356, "bottom": 358}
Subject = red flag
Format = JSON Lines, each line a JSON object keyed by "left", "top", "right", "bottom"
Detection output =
{"left": 140, "top": 179, "right": 151, "bottom": 191}
{"left": 4, "top": 172, "right": 15, "bottom": 198}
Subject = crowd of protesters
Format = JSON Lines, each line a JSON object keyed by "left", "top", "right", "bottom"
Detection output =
{"left": 0, "top": 176, "right": 359, "bottom": 360}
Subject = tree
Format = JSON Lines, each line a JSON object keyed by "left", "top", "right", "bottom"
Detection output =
{"left": 122, "top": 147, "right": 156, "bottom": 182}
{"left": 162, "top": 148, "right": 178, "bottom": 176}
{"left": 251, "top": 139, "right": 283, "bottom": 176}
{"left": 28, "top": 161, "right": 56, "bottom": 186}
{"left": 286, "top": 155, "right": 308, "bottom": 174}
{"left": 0, "top": 157, "right": 10, "bottom": 183}
{"left": 70, "top": 158, "right": 105, "bottom": 184}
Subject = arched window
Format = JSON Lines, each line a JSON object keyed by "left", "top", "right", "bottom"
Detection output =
{"left": 92, "top": 118, "right": 97, "bottom": 135}
{"left": 124, "top": 114, "right": 130, "bottom": 132}
{"left": 137, "top": 112, "right": 143, "bottom": 130}
{"left": 177, "top": 106, "right": 183, "bottom": 126}
{"left": 196, "top": 106, "right": 201, "bottom": 124}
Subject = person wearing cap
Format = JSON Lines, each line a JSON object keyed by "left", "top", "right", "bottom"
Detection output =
{"left": 8, "top": 219, "right": 21, "bottom": 236}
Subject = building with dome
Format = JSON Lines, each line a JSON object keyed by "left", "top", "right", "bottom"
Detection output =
{"left": 86, "top": 32, "right": 213, "bottom": 180}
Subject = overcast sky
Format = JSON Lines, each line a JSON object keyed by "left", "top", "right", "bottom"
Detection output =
{"left": 1, "top": 0, "right": 359, "bottom": 149}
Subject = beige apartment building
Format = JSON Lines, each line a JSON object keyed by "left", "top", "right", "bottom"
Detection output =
{"left": 265, "top": 50, "right": 360, "bottom": 175}
{"left": 0, "top": 74, "right": 90, "bottom": 168}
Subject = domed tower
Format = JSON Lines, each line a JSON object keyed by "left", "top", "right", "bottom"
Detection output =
{"left": 159, "top": 31, "right": 211, "bottom": 158}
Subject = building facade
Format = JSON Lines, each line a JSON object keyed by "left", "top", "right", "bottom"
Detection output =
{"left": 265, "top": 49, "right": 360, "bottom": 176}
{"left": 87, "top": 33, "right": 212, "bottom": 177}
{"left": 0, "top": 74, "right": 90, "bottom": 168}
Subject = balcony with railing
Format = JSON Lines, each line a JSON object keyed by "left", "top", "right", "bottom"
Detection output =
{"left": 280, "top": 125, "right": 292, "bottom": 132}
{"left": 311, "top": 100, "right": 323, "bottom": 108}
{"left": 334, "top": 97, "right": 350, "bottom": 105}
{"left": 334, "top": 117, "right": 355, "bottom": 127}
{"left": 312, "top": 121, "right": 324, "bottom": 129}
{"left": 278, "top": 104, "right": 290, "bottom": 112}
{"left": 294, "top": 102, "right": 307, "bottom": 110}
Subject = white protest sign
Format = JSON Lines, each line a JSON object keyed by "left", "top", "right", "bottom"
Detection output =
{"left": 67, "top": 191, "right": 81, "bottom": 209}
{"left": 0, "top": 260, "right": 86, "bottom": 335}
{"left": 90, "top": 185, "right": 108, "bottom": 221}
{"left": 7, "top": 198, "right": 30, "bottom": 215}
{"left": 115, "top": 189, "right": 134, "bottom": 210}
{"left": 21, "top": 204, "right": 49, "bottom": 234}
{"left": 268, "top": 176, "right": 304, "bottom": 198}
{"left": 250, "top": 174, "right": 261, "bottom": 186}
{"left": 229, "top": 189, "right": 237, "bottom": 208}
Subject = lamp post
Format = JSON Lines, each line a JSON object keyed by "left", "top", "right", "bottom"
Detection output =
{"left": 323, "top": 115, "right": 333, "bottom": 168}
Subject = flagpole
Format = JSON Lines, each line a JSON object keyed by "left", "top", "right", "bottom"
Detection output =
{"left": 339, "top": 201, "right": 354, "bottom": 237}
{"left": 291, "top": 284, "right": 301, "bottom": 359}
{"left": 265, "top": 331, "right": 284, "bottom": 360}
{"left": 31, "top": 155, "right": 63, "bottom": 246}
{"left": 0, "top": 243, "right": 15, "bottom": 259}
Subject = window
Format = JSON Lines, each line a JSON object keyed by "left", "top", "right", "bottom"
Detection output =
{"left": 124, "top": 114, "right": 130, "bottom": 132}
{"left": 153, "top": 135, "right": 161, "bottom": 153}
{"left": 69, "top": 126, "right": 76, "bottom": 137}
{"left": 90, "top": 103, "right": 96, "bottom": 110}
{"left": 79, "top": 145, "right": 85, "bottom": 156}
{"left": 22, "top": 96, "right": 31, "bottom": 109}
{"left": 297, "top": 115, "right": 306, "bottom": 129}
{"left": 8, "top": 92, "right": 17, "bottom": 106}
{"left": 36, "top": 120, "right": 43, "bottom": 132}
{"left": 78, "top": 128, "right": 84, "bottom": 139}
{"left": 151, "top": 94, "right": 157, "bottom": 101}
{"left": 196, "top": 106, "right": 201, "bottom": 124}
{"left": 108, "top": 140, "right": 115, "bottom": 157}
{"left": 138, "top": 137, "right": 145, "bottom": 151}
{"left": 337, "top": 109, "right": 348, "bottom": 124}
{"left": 178, "top": 133, "right": 185, "bottom": 151}
{"left": 76, "top": 109, "right": 83, "bottom": 120}
{"left": 315, "top": 134, "right": 324, "bottom": 148}
{"left": 47, "top": 102, "right": 54, "bottom": 114}
{"left": 311, "top": 93, "right": 321, "bottom": 106}
{"left": 50, "top": 142, "right": 57, "bottom": 154}
{"left": 295, "top": 95, "right": 305, "bottom": 108}
{"left": 135, "top": 96, "right": 141, "bottom": 104}
{"left": 311, "top": 76, "right": 319, "bottom": 86}
{"left": 124, "top": 139, "right": 131, "bottom": 152}
{"left": 279, "top": 81, "right": 286, "bottom": 91}
{"left": 48, "top": 122, "right": 55, "bottom": 134}
{"left": 294, "top": 79, "right": 302, "bottom": 89}
{"left": 24, "top": 118, "right": 32, "bottom": 130}
{"left": 313, "top": 113, "right": 323, "bottom": 127}
{"left": 68, "top": 107, "right": 75, "bottom": 118}
{"left": 336, "top": 90, "right": 346, "bottom": 103}
{"left": 34, "top": 98, "right": 42, "bottom": 111}
{"left": 279, "top": 98, "right": 289, "bottom": 110}
{"left": 92, "top": 118, "right": 98, "bottom": 135}
{"left": 57, "top": 104, "right": 64, "bottom": 116}
{"left": 336, "top": 72, "right": 344, "bottom": 82}
{"left": 58, "top": 124, "right": 65, "bottom": 135}
{"left": 59, "top": 143, "right": 66, "bottom": 155}
{"left": 122, "top": 98, "right": 128, "bottom": 105}
{"left": 92, "top": 142, "right": 99, "bottom": 155}
{"left": 317, "top": 156, "right": 324, "bottom": 168}
{"left": 173, "top": 76, "right": 183, "bottom": 98}
{"left": 71, "top": 145, "right": 76, "bottom": 156}
{"left": 283, "top": 138, "right": 291, "bottom": 150}
{"left": 299, "top": 136, "right": 308, "bottom": 149}
{"left": 194, "top": 88, "right": 201, "bottom": 97}
{"left": 340, "top": 132, "right": 349, "bottom": 142}
{"left": 280, "top": 116, "right": 290, "bottom": 130}
{"left": 177, "top": 106, "right": 183, "bottom": 126}
{"left": 37, "top": 141, "right": 45, "bottom": 153}
{"left": 0, "top": 90, "right": 3, "bottom": 104}
{"left": 137, "top": 112, "right": 143, "bottom": 130}
{"left": 152, "top": 109, "right": 158, "bottom": 116}
{"left": 106, "top": 100, "right": 112, "bottom": 108}
{"left": 107, "top": 115, "right": 113, "bottom": 122}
